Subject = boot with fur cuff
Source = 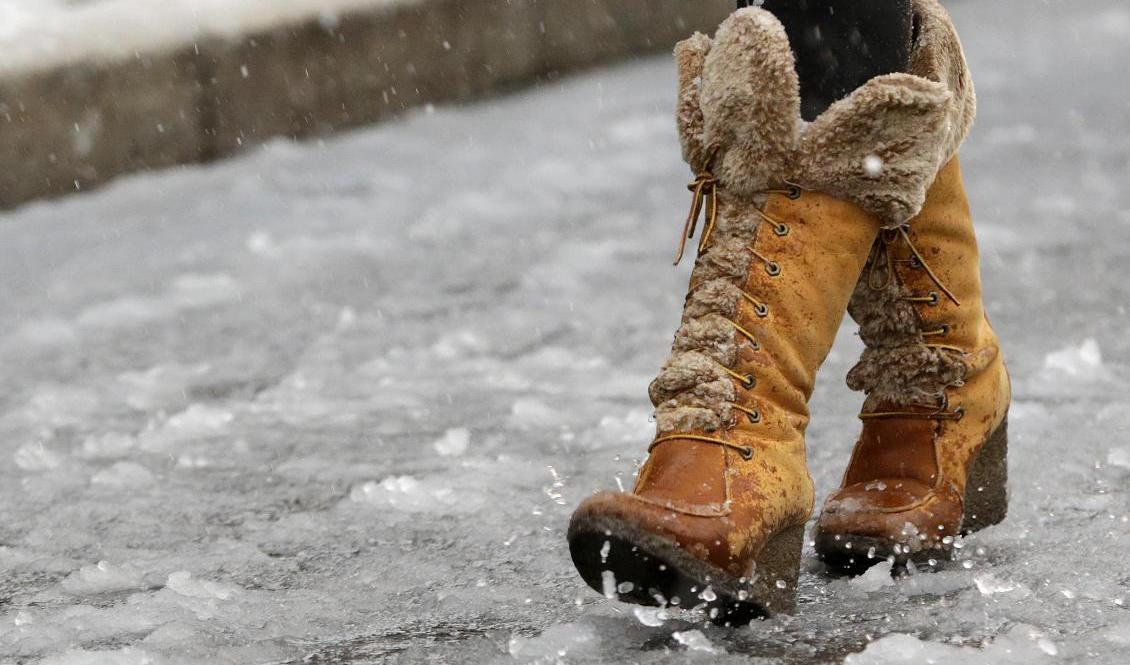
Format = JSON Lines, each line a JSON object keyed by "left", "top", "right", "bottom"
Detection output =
{"left": 567, "top": 6, "right": 966, "bottom": 624}
{"left": 815, "top": 0, "right": 1011, "bottom": 573}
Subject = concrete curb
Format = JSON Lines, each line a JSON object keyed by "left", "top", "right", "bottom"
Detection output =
{"left": 0, "top": 0, "right": 732, "bottom": 209}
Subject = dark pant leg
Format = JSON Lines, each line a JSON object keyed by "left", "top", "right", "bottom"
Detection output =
{"left": 736, "top": 0, "right": 913, "bottom": 120}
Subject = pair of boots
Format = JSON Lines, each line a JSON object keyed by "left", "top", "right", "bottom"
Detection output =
{"left": 567, "top": 0, "right": 1010, "bottom": 625}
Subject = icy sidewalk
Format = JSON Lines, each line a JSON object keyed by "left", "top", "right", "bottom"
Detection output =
{"left": 1, "top": 0, "right": 1129, "bottom": 663}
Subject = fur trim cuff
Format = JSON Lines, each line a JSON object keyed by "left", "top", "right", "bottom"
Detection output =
{"left": 848, "top": 345, "right": 966, "bottom": 410}
{"left": 675, "top": 0, "right": 975, "bottom": 227}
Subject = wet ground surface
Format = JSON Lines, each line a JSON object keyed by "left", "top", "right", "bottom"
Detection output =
{"left": 1, "top": 0, "right": 1129, "bottom": 663}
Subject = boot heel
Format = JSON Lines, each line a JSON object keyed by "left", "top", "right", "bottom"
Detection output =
{"left": 961, "top": 417, "right": 1009, "bottom": 533}
{"left": 750, "top": 524, "right": 805, "bottom": 615}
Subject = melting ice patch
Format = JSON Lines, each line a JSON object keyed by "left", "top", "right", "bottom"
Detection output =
{"left": 14, "top": 443, "right": 65, "bottom": 471}
{"left": 1107, "top": 447, "right": 1130, "bottom": 471}
{"left": 596, "top": 409, "right": 652, "bottom": 443}
{"left": 15, "top": 385, "right": 102, "bottom": 429}
{"left": 165, "top": 571, "right": 239, "bottom": 601}
{"left": 91, "top": 462, "right": 155, "bottom": 489}
{"left": 1040, "top": 338, "right": 1110, "bottom": 381}
{"left": 431, "top": 330, "right": 490, "bottom": 360}
{"left": 846, "top": 624, "right": 1058, "bottom": 664}
{"left": 138, "top": 404, "right": 235, "bottom": 452}
{"left": 508, "top": 398, "right": 557, "bottom": 429}
{"left": 349, "top": 475, "right": 485, "bottom": 514}
{"left": 61, "top": 562, "right": 148, "bottom": 597}
{"left": 508, "top": 622, "right": 599, "bottom": 661}
{"left": 75, "top": 273, "right": 241, "bottom": 330}
{"left": 433, "top": 427, "right": 470, "bottom": 457}
{"left": 39, "top": 648, "right": 160, "bottom": 665}
{"left": 118, "top": 363, "right": 212, "bottom": 411}
{"left": 672, "top": 629, "right": 722, "bottom": 654}
{"left": 1027, "top": 338, "right": 1118, "bottom": 397}
{"left": 78, "top": 432, "right": 138, "bottom": 460}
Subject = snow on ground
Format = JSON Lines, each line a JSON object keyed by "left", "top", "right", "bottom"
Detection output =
{"left": 1, "top": 0, "right": 1129, "bottom": 663}
{"left": 0, "top": 0, "right": 411, "bottom": 75}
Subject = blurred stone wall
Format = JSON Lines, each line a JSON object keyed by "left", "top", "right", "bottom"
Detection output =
{"left": 0, "top": 0, "right": 732, "bottom": 209}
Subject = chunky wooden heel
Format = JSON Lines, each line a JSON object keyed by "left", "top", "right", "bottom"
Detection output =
{"left": 961, "top": 417, "right": 1009, "bottom": 533}
{"left": 749, "top": 524, "right": 805, "bottom": 615}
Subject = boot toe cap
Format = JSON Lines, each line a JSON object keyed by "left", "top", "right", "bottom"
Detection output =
{"left": 816, "top": 478, "right": 963, "bottom": 556}
{"left": 569, "top": 491, "right": 747, "bottom": 575}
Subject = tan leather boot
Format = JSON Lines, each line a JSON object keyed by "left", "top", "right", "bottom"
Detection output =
{"left": 814, "top": 0, "right": 1011, "bottom": 573}
{"left": 567, "top": 7, "right": 967, "bottom": 623}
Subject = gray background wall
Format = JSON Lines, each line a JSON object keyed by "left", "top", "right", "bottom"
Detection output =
{"left": 0, "top": 0, "right": 733, "bottom": 209}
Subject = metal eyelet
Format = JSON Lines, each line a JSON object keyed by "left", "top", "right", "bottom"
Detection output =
{"left": 739, "top": 446, "right": 755, "bottom": 460}
{"left": 754, "top": 303, "right": 769, "bottom": 318}
{"left": 939, "top": 323, "right": 951, "bottom": 336}
{"left": 927, "top": 291, "right": 940, "bottom": 306}
{"left": 749, "top": 341, "right": 762, "bottom": 351}
{"left": 785, "top": 184, "right": 802, "bottom": 200}
{"left": 747, "top": 410, "right": 761, "bottom": 424}
{"left": 742, "top": 374, "right": 757, "bottom": 390}
{"left": 909, "top": 255, "right": 923, "bottom": 269}
{"left": 954, "top": 407, "right": 966, "bottom": 421}
{"left": 773, "top": 223, "right": 790, "bottom": 237}
{"left": 765, "top": 262, "right": 781, "bottom": 277}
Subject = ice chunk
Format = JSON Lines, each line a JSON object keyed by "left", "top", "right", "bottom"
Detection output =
{"left": 91, "top": 462, "right": 155, "bottom": 488}
{"left": 14, "top": 443, "right": 65, "bottom": 471}
{"left": 672, "top": 629, "right": 722, "bottom": 654}
{"left": 39, "top": 648, "right": 160, "bottom": 665}
{"left": 138, "top": 404, "right": 235, "bottom": 451}
{"left": 167, "top": 273, "right": 241, "bottom": 308}
{"left": 117, "top": 362, "right": 211, "bottom": 410}
{"left": 1107, "top": 447, "right": 1130, "bottom": 471}
{"left": 433, "top": 428, "right": 470, "bottom": 457}
{"left": 508, "top": 622, "right": 598, "bottom": 660}
{"left": 633, "top": 607, "right": 668, "bottom": 627}
{"left": 431, "top": 331, "right": 489, "bottom": 360}
{"left": 19, "top": 385, "right": 101, "bottom": 428}
{"left": 349, "top": 475, "right": 482, "bottom": 514}
{"left": 61, "top": 561, "right": 148, "bottom": 596}
{"left": 165, "top": 571, "right": 239, "bottom": 600}
{"left": 1041, "top": 338, "right": 1109, "bottom": 380}
{"left": 508, "top": 398, "right": 556, "bottom": 428}
{"left": 849, "top": 560, "right": 895, "bottom": 592}
{"left": 78, "top": 432, "right": 138, "bottom": 460}
{"left": 596, "top": 409, "right": 653, "bottom": 443}
{"left": 974, "top": 572, "right": 1020, "bottom": 596}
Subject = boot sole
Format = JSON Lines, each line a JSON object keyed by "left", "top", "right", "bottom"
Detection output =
{"left": 567, "top": 513, "right": 803, "bottom": 626}
{"left": 816, "top": 417, "right": 1009, "bottom": 574}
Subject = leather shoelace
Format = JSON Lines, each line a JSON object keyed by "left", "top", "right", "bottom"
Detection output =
{"left": 863, "top": 225, "right": 965, "bottom": 421}
{"left": 655, "top": 160, "right": 803, "bottom": 461}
